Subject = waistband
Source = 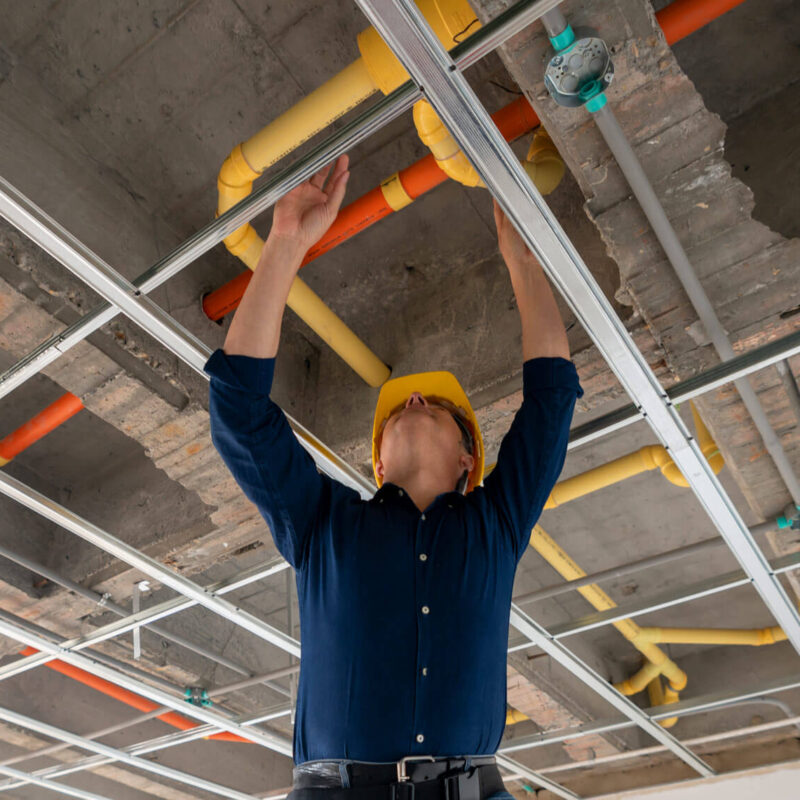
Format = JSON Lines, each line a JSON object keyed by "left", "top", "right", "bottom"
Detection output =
{"left": 294, "top": 756, "right": 499, "bottom": 790}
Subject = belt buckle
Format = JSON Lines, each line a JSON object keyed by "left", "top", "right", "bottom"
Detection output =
{"left": 396, "top": 755, "right": 435, "bottom": 783}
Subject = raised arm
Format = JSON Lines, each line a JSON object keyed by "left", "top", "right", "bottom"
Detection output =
{"left": 471, "top": 200, "right": 580, "bottom": 561}
{"left": 492, "top": 198, "right": 570, "bottom": 361}
{"left": 224, "top": 154, "right": 350, "bottom": 358}
{"left": 206, "top": 155, "right": 351, "bottom": 569}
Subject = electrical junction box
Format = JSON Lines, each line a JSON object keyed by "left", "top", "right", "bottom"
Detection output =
{"left": 544, "top": 34, "right": 614, "bottom": 107}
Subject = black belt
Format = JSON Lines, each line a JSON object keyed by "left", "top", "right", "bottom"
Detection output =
{"left": 291, "top": 757, "right": 502, "bottom": 800}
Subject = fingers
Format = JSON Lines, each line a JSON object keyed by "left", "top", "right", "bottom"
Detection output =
{"left": 309, "top": 161, "right": 334, "bottom": 190}
{"left": 326, "top": 164, "right": 350, "bottom": 215}
{"left": 324, "top": 154, "right": 349, "bottom": 196}
{"left": 310, "top": 154, "right": 349, "bottom": 191}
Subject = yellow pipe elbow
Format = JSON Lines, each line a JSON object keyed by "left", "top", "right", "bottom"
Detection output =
{"left": 413, "top": 99, "right": 483, "bottom": 187}
{"left": 614, "top": 660, "right": 662, "bottom": 696}
{"left": 522, "top": 128, "right": 565, "bottom": 196}
{"left": 505, "top": 708, "right": 528, "bottom": 726}
{"left": 646, "top": 676, "right": 680, "bottom": 728}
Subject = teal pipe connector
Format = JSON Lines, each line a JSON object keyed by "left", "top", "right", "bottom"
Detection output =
{"left": 585, "top": 91, "right": 607, "bottom": 112}
{"left": 550, "top": 24, "right": 575, "bottom": 52}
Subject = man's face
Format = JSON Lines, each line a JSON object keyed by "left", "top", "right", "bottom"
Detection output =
{"left": 375, "top": 392, "right": 474, "bottom": 489}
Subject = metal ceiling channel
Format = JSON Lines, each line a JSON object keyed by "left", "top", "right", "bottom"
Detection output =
{"left": 0, "top": 557, "right": 289, "bottom": 684}
{"left": 354, "top": 0, "right": 800, "bottom": 779}
{"left": 0, "top": 176, "right": 374, "bottom": 499}
{"left": 0, "top": 613, "right": 293, "bottom": 757}
{"left": 0, "top": 705, "right": 260, "bottom": 800}
{"left": 0, "top": 468, "right": 302, "bottom": 658}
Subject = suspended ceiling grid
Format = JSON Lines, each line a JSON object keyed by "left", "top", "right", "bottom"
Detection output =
{"left": 0, "top": 0, "right": 799, "bottom": 798}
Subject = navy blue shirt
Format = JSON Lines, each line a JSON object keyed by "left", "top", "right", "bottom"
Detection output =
{"left": 206, "top": 350, "right": 581, "bottom": 764}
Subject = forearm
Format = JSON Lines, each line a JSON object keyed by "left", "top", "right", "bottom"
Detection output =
{"left": 223, "top": 235, "right": 306, "bottom": 358}
{"left": 506, "top": 253, "right": 570, "bottom": 361}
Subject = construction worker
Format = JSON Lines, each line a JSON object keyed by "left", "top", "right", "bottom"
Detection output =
{"left": 205, "top": 154, "right": 582, "bottom": 800}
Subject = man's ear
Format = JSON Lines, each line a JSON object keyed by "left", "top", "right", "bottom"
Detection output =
{"left": 375, "top": 459, "right": 385, "bottom": 480}
{"left": 459, "top": 453, "right": 474, "bottom": 474}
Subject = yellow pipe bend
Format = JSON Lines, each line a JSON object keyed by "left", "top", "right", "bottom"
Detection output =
{"left": 522, "top": 128, "right": 565, "bottom": 196}
{"left": 648, "top": 676, "right": 680, "bottom": 728}
{"left": 412, "top": 99, "right": 566, "bottom": 196}
{"left": 543, "top": 407, "right": 724, "bottom": 508}
{"left": 413, "top": 99, "right": 484, "bottom": 187}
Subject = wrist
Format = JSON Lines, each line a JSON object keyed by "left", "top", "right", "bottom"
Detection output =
{"left": 263, "top": 232, "right": 308, "bottom": 266}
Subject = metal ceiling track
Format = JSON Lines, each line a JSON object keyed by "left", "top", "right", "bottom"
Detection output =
{"left": 0, "top": 612, "right": 293, "bottom": 757}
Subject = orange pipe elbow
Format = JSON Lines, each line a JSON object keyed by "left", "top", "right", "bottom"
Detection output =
{"left": 21, "top": 648, "right": 248, "bottom": 743}
{"left": 0, "top": 393, "right": 83, "bottom": 465}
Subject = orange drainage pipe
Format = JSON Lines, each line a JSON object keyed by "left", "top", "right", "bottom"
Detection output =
{"left": 656, "top": 0, "right": 748, "bottom": 44}
{"left": 20, "top": 647, "right": 248, "bottom": 743}
{"left": 0, "top": 393, "right": 83, "bottom": 467}
{"left": 202, "top": 96, "right": 539, "bottom": 321}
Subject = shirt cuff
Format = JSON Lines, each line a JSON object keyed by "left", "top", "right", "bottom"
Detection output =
{"left": 204, "top": 348, "right": 276, "bottom": 396}
{"left": 522, "top": 357, "right": 584, "bottom": 398}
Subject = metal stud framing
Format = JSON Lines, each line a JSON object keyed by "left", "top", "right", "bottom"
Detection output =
{"left": 0, "top": 0, "right": 798, "bottom": 797}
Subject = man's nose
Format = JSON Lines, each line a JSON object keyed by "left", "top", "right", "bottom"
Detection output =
{"left": 405, "top": 392, "right": 427, "bottom": 408}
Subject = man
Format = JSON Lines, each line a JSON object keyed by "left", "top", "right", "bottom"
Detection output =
{"left": 205, "top": 154, "right": 582, "bottom": 800}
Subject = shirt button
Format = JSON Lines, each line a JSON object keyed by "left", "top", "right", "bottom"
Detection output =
{"left": 416, "top": 734, "right": 425, "bottom": 743}
{"left": 398, "top": 489, "right": 404, "bottom": 497}
{"left": 421, "top": 605, "right": 430, "bottom": 615}
{"left": 421, "top": 513, "right": 426, "bottom": 521}
{"left": 419, "top": 553, "right": 428, "bottom": 562}
{"left": 422, "top": 667, "right": 428, "bottom": 676}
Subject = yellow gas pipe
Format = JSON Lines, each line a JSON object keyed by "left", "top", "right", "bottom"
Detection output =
{"left": 217, "top": 0, "right": 477, "bottom": 386}
{"left": 636, "top": 625, "right": 787, "bottom": 647}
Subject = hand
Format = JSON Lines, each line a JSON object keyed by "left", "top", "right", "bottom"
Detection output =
{"left": 270, "top": 154, "right": 350, "bottom": 251}
{"left": 493, "top": 198, "right": 535, "bottom": 269}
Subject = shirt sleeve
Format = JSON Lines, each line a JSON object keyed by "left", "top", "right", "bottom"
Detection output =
{"left": 205, "top": 348, "right": 328, "bottom": 570}
{"left": 475, "top": 357, "right": 582, "bottom": 562}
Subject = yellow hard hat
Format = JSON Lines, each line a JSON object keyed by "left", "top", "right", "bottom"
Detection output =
{"left": 372, "top": 371, "right": 484, "bottom": 492}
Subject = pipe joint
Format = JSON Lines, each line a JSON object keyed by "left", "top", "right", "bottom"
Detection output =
{"left": 413, "top": 99, "right": 483, "bottom": 187}
{"left": 218, "top": 143, "right": 260, "bottom": 193}
{"left": 522, "top": 128, "right": 565, "bottom": 196}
